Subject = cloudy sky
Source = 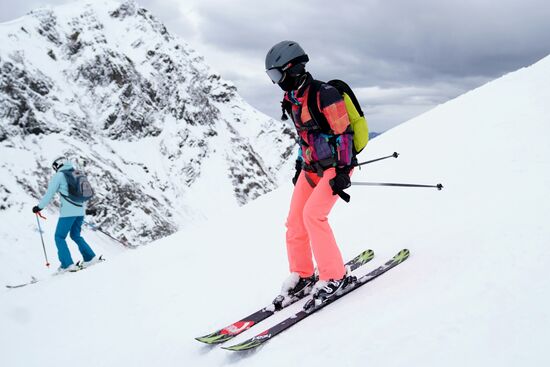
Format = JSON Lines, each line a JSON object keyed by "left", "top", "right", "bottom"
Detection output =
{"left": 2, "top": 0, "right": 550, "bottom": 132}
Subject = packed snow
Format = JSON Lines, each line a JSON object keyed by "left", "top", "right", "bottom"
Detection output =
{"left": 1, "top": 27, "right": 550, "bottom": 367}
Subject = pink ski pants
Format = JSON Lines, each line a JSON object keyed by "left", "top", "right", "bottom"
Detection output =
{"left": 285, "top": 167, "right": 349, "bottom": 281}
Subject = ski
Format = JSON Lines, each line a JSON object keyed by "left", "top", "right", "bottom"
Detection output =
{"left": 5, "top": 276, "right": 39, "bottom": 289}
{"left": 5, "top": 255, "right": 105, "bottom": 289}
{"left": 195, "top": 249, "right": 375, "bottom": 344}
{"left": 84, "top": 221, "right": 137, "bottom": 249}
{"left": 77, "top": 254, "right": 106, "bottom": 270}
{"left": 223, "top": 249, "right": 410, "bottom": 352}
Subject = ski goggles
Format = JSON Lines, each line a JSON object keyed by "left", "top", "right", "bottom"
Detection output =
{"left": 266, "top": 68, "right": 285, "bottom": 84}
{"left": 267, "top": 55, "right": 310, "bottom": 84}
{"left": 52, "top": 157, "right": 65, "bottom": 172}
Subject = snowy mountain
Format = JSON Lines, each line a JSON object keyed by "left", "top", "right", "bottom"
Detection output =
{"left": 2, "top": 45, "right": 549, "bottom": 367}
{"left": 0, "top": 0, "right": 295, "bottom": 258}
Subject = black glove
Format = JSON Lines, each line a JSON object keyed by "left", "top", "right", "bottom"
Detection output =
{"left": 292, "top": 160, "right": 302, "bottom": 186}
{"left": 32, "top": 205, "right": 41, "bottom": 213}
{"left": 329, "top": 167, "right": 352, "bottom": 202}
{"left": 86, "top": 208, "right": 98, "bottom": 216}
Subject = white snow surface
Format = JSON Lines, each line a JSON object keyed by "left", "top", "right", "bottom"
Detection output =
{"left": 1, "top": 53, "right": 550, "bottom": 367}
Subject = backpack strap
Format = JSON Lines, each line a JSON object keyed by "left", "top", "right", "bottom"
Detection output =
{"left": 59, "top": 193, "right": 84, "bottom": 207}
{"left": 306, "top": 80, "right": 332, "bottom": 133}
{"left": 61, "top": 170, "right": 75, "bottom": 192}
{"left": 280, "top": 98, "right": 293, "bottom": 121}
{"left": 327, "top": 79, "right": 364, "bottom": 117}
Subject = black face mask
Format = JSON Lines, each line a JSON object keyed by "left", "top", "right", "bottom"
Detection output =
{"left": 277, "top": 73, "right": 299, "bottom": 91}
{"left": 277, "top": 64, "right": 306, "bottom": 92}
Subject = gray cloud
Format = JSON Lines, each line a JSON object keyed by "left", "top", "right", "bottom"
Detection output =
{"left": 2, "top": 0, "right": 550, "bottom": 131}
{"left": 155, "top": 0, "right": 550, "bottom": 130}
{"left": 0, "top": 0, "right": 69, "bottom": 20}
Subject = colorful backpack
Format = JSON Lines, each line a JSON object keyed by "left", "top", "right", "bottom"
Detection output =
{"left": 306, "top": 79, "right": 369, "bottom": 155}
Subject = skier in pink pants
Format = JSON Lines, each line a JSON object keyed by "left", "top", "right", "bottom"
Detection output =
{"left": 286, "top": 167, "right": 348, "bottom": 280}
{"left": 265, "top": 41, "right": 355, "bottom": 304}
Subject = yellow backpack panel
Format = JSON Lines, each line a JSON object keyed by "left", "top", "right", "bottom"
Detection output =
{"left": 343, "top": 93, "right": 369, "bottom": 153}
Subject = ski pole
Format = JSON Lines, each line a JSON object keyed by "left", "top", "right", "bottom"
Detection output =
{"left": 354, "top": 152, "right": 399, "bottom": 167}
{"left": 83, "top": 220, "right": 135, "bottom": 249}
{"left": 352, "top": 182, "right": 444, "bottom": 190}
{"left": 35, "top": 213, "right": 50, "bottom": 267}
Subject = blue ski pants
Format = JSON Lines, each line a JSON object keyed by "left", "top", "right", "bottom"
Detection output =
{"left": 54, "top": 216, "right": 95, "bottom": 268}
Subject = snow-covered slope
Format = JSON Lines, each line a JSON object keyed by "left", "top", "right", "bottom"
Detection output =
{"left": 0, "top": 1, "right": 295, "bottom": 279}
{"left": 1, "top": 48, "right": 550, "bottom": 367}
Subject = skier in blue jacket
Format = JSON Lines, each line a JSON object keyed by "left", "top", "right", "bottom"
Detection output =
{"left": 32, "top": 157, "right": 97, "bottom": 272}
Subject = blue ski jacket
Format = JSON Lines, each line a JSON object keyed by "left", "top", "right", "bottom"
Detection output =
{"left": 38, "top": 161, "right": 86, "bottom": 218}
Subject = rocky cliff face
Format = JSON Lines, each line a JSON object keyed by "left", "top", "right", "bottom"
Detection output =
{"left": 0, "top": 0, "right": 295, "bottom": 245}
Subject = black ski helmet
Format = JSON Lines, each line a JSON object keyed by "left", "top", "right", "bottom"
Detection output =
{"left": 52, "top": 156, "right": 65, "bottom": 172}
{"left": 265, "top": 41, "right": 309, "bottom": 84}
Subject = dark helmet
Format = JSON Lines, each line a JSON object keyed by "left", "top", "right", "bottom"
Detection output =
{"left": 52, "top": 156, "right": 65, "bottom": 172}
{"left": 265, "top": 41, "right": 309, "bottom": 84}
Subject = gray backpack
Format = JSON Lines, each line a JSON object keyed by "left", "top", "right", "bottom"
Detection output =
{"left": 61, "top": 169, "right": 94, "bottom": 206}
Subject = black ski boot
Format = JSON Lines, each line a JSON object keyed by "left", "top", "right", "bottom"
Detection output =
{"left": 272, "top": 273, "right": 317, "bottom": 310}
{"left": 304, "top": 273, "right": 356, "bottom": 311}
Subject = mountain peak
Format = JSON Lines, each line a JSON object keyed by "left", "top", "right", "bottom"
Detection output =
{"left": 0, "top": 0, "right": 295, "bottom": 266}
